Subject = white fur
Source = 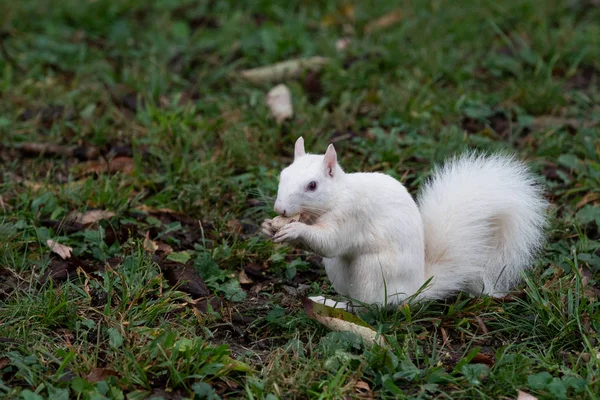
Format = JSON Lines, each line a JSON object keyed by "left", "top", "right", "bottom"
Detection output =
{"left": 266, "top": 138, "right": 548, "bottom": 306}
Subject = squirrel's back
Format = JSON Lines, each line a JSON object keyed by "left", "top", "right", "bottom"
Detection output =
{"left": 417, "top": 153, "right": 548, "bottom": 298}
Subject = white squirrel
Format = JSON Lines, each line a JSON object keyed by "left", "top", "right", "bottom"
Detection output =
{"left": 262, "top": 137, "right": 548, "bottom": 308}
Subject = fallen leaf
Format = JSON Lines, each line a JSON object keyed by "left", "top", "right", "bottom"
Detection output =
{"left": 303, "top": 298, "right": 387, "bottom": 347}
{"left": 86, "top": 368, "right": 120, "bottom": 383}
{"left": 226, "top": 219, "right": 243, "bottom": 235}
{"left": 135, "top": 204, "right": 180, "bottom": 215}
{"left": 517, "top": 390, "right": 538, "bottom": 400}
{"left": 354, "top": 380, "right": 373, "bottom": 399}
{"left": 70, "top": 210, "right": 116, "bottom": 225}
{"left": 238, "top": 269, "right": 253, "bottom": 285}
{"left": 143, "top": 232, "right": 159, "bottom": 253}
{"left": 77, "top": 156, "right": 135, "bottom": 176}
{"left": 46, "top": 240, "right": 73, "bottom": 259}
{"left": 364, "top": 9, "right": 403, "bottom": 33}
{"left": 156, "top": 257, "right": 211, "bottom": 298}
{"left": 23, "top": 180, "right": 45, "bottom": 191}
{"left": 266, "top": 84, "right": 293, "bottom": 124}
{"left": 238, "top": 57, "right": 329, "bottom": 84}
{"left": 156, "top": 241, "right": 173, "bottom": 255}
{"left": 0, "top": 357, "right": 9, "bottom": 369}
{"left": 335, "top": 37, "right": 352, "bottom": 51}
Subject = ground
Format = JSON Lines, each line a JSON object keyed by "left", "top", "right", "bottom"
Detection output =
{"left": 0, "top": 0, "right": 599, "bottom": 399}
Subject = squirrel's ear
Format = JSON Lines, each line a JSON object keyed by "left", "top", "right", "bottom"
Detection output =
{"left": 294, "top": 137, "right": 305, "bottom": 160}
{"left": 323, "top": 144, "right": 337, "bottom": 177}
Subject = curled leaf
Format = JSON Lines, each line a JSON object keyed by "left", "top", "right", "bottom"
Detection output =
{"left": 46, "top": 240, "right": 73, "bottom": 260}
{"left": 266, "top": 84, "right": 293, "bottom": 124}
{"left": 364, "top": 9, "right": 403, "bottom": 33}
{"left": 238, "top": 57, "right": 329, "bottom": 84}
{"left": 71, "top": 210, "right": 116, "bottom": 225}
{"left": 143, "top": 232, "right": 159, "bottom": 253}
{"left": 303, "top": 298, "right": 387, "bottom": 347}
{"left": 517, "top": 391, "right": 538, "bottom": 400}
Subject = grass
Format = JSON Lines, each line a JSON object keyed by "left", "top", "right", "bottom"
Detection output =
{"left": 1, "top": 0, "right": 599, "bottom": 398}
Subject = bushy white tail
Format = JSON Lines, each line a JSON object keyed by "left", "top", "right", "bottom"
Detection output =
{"left": 417, "top": 153, "right": 548, "bottom": 299}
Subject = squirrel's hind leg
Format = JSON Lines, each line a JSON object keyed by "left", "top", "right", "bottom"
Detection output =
{"left": 322, "top": 257, "right": 351, "bottom": 296}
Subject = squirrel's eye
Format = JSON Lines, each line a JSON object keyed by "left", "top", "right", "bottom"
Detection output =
{"left": 307, "top": 181, "right": 317, "bottom": 191}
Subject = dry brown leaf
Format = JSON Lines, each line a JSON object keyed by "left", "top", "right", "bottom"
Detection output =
{"left": 238, "top": 57, "right": 329, "bottom": 84}
{"left": 157, "top": 241, "right": 173, "bottom": 255}
{"left": 71, "top": 210, "right": 116, "bottom": 225}
{"left": 266, "top": 84, "right": 293, "bottom": 124}
{"left": 143, "top": 232, "right": 159, "bottom": 253}
{"left": 135, "top": 205, "right": 179, "bottom": 214}
{"left": 0, "top": 357, "right": 9, "bottom": 370}
{"left": 364, "top": 9, "right": 403, "bottom": 33}
{"left": 517, "top": 390, "right": 538, "bottom": 400}
{"left": 303, "top": 298, "right": 387, "bottom": 347}
{"left": 46, "top": 240, "right": 73, "bottom": 260}
{"left": 354, "top": 380, "right": 373, "bottom": 399}
{"left": 23, "top": 181, "right": 45, "bottom": 191}
{"left": 86, "top": 368, "right": 120, "bottom": 383}
{"left": 78, "top": 156, "right": 135, "bottom": 176}
{"left": 238, "top": 269, "right": 253, "bottom": 285}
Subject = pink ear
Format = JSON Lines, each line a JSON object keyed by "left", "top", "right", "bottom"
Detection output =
{"left": 294, "top": 137, "right": 305, "bottom": 160}
{"left": 323, "top": 144, "right": 337, "bottom": 177}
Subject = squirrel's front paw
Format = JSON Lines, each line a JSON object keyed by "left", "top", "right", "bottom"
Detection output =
{"left": 261, "top": 219, "right": 275, "bottom": 237}
{"left": 273, "top": 221, "right": 304, "bottom": 244}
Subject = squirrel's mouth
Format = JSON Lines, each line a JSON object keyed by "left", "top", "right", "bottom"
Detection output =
{"left": 299, "top": 209, "right": 322, "bottom": 225}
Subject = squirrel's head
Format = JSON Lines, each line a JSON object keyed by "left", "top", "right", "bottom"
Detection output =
{"left": 274, "top": 137, "right": 344, "bottom": 218}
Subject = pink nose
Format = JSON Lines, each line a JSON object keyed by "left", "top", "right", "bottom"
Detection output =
{"left": 274, "top": 202, "right": 286, "bottom": 216}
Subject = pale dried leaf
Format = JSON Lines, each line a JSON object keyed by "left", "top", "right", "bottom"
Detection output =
{"left": 336, "top": 38, "right": 352, "bottom": 51}
{"left": 86, "top": 368, "right": 119, "bottom": 383}
{"left": 78, "top": 156, "right": 135, "bottom": 176}
{"left": 135, "top": 205, "right": 179, "bottom": 214}
{"left": 364, "top": 9, "right": 403, "bottom": 33}
{"left": 23, "top": 181, "right": 45, "bottom": 191}
{"left": 157, "top": 241, "right": 173, "bottom": 255}
{"left": 238, "top": 57, "right": 329, "bottom": 84}
{"left": 319, "top": 315, "right": 385, "bottom": 347}
{"left": 303, "top": 298, "right": 388, "bottom": 347}
{"left": 517, "top": 390, "right": 538, "bottom": 400}
{"left": 72, "top": 210, "right": 116, "bottom": 225}
{"left": 354, "top": 380, "right": 373, "bottom": 399}
{"left": 143, "top": 232, "right": 158, "bottom": 253}
{"left": 46, "top": 240, "right": 73, "bottom": 260}
{"left": 266, "top": 84, "right": 293, "bottom": 124}
{"left": 238, "top": 269, "right": 253, "bottom": 285}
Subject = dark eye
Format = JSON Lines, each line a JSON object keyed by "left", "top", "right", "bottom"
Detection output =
{"left": 307, "top": 181, "right": 317, "bottom": 191}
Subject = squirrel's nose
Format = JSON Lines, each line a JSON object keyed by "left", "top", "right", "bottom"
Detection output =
{"left": 274, "top": 201, "right": 285, "bottom": 216}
